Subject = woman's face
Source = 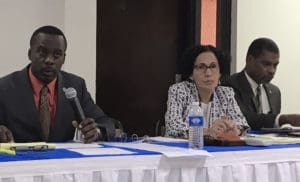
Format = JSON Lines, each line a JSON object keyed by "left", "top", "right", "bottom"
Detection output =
{"left": 192, "top": 51, "right": 221, "bottom": 91}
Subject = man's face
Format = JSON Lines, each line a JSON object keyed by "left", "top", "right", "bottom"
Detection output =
{"left": 246, "top": 50, "right": 279, "bottom": 84}
{"left": 28, "top": 33, "right": 66, "bottom": 84}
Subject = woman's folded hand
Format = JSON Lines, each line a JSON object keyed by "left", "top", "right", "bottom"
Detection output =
{"left": 205, "top": 116, "right": 241, "bottom": 137}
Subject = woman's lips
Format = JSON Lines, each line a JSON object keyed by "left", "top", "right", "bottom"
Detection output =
{"left": 204, "top": 80, "right": 214, "bottom": 85}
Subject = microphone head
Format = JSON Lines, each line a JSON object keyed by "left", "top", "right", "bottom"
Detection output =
{"left": 63, "top": 87, "right": 77, "bottom": 99}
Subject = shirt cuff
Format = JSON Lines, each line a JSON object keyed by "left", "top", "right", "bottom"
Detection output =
{"left": 96, "top": 128, "right": 102, "bottom": 140}
{"left": 274, "top": 114, "right": 281, "bottom": 128}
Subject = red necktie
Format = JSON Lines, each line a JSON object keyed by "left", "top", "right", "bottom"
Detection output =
{"left": 39, "top": 86, "right": 51, "bottom": 140}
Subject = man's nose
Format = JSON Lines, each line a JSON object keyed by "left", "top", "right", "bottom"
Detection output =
{"left": 44, "top": 55, "right": 54, "bottom": 64}
{"left": 268, "top": 66, "right": 276, "bottom": 74}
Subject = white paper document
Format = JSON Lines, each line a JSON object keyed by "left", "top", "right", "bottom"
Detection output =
{"left": 147, "top": 136, "right": 187, "bottom": 143}
{"left": 105, "top": 142, "right": 212, "bottom": 158}
{"left": 68, "top": 148, "right": 135, "bottom": 155}
{"left": 55, "top": 142, "right": 102, "bottom": 149}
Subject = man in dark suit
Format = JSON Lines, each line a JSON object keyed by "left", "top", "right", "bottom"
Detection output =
{"left": 0, "top": 25, "right": 115, "bottom": 143}
{"left": 225, "top": 38, "right": 300, "bottom": 129}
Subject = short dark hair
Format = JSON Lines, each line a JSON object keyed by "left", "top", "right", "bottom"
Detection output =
{"left": 246, "top": 38, "right": 279, "bottom": 58}
{"left": 30, "top": 25, "right": 67, "bottom": 50}
{"left": 180, "top": 45, "right": 230, "bottom": 80}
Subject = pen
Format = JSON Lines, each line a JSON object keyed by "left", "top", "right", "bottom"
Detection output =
{"left": 0, "top": 148, "right": 16, "bottom": 155}
{"left": 244, "top": 134, "right": 274, "bottom": 140}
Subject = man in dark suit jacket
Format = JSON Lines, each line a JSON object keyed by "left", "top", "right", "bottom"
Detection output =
{"left": 0, "top": 25, "right": 115, "bottom": 143}
{"left": 225, "top": 38, "right": 300, "bottom": 129}
{"left": 228, "top": 71, "right": 281, "bottom": 129}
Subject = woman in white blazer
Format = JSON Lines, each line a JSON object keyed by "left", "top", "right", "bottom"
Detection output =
{"left": 165, "top": 45, "right": 248, "bottom": 138}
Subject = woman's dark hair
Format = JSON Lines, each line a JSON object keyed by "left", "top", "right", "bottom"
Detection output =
{"left": 180, "top": 45, "right": 230, "bottom": 81}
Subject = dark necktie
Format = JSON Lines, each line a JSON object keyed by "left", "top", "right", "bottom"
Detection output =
{"left": 39, "top": 86, "right": 51, "bottom": 140}
{"left": 256, "top": 85, "right": 262, "bottom": 113}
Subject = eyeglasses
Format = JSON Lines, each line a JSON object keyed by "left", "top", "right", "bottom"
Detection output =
{"left": 193, "top": 63, "right": 219, "bottom": 73}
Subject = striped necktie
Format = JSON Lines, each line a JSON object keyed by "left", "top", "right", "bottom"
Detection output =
{"left": 256, "top": 85, "right": 262, "bottom": 113}
{"left": 39, "top": 86, "right": 51, "bottom": 141}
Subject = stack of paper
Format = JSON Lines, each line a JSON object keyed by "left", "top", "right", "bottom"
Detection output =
{"left": 242, "top": 134, "right": 300, "bottom": 146}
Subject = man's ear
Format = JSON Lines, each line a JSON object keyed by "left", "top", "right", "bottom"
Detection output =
{"left": 28, "top": 49, "right": 32, "bottom": 61}
{"left": 246, "top": 55, "right": 253, "bottom": 63}
{"left": 62, "top": 53, "right": 66, "bottom": 64}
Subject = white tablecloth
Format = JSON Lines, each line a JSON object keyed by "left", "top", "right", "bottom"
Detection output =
{"left": 1, "top": 142, "right": 300, "bottom": 182}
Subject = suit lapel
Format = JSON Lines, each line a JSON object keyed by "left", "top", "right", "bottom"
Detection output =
{"left": 51, "top": 72, "right": 68, "bottom": 134}
{"left": 237, "top": 72, "right": 259, "bottom": 112}
{"left": 17, "top": 67, "right": 44, "bottom": 139}
{"left": 263, "top": 84, "right": 275, "bottom": 113}
{"left": 211, "top": 90, "right": 222, "bottom": 124}
{"left": 49, "top": 72, "right": 76, "bottom": 141}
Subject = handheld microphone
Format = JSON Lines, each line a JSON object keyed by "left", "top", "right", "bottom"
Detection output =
{"left": 63, "top": 87, "right": 86, "bottom": 121}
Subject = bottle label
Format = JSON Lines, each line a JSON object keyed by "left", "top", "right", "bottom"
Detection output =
{"left": 189, "top": 116, "right": 204, "bottom": 126}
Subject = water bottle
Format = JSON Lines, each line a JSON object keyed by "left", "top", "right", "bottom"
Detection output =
{"left": 188, "top": 102, "right": 204, "bottom": 149}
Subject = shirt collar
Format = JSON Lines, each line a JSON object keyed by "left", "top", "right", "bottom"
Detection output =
{"left": 29, "top": 66, "right": 57, "bottom": 95}
{"left": 244, "top": 71, "right": 260, "bottom": 95}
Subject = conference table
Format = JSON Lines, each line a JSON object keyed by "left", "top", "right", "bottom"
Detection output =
{"left": 0, "top": 138, "right": 300, "bottom": 182}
